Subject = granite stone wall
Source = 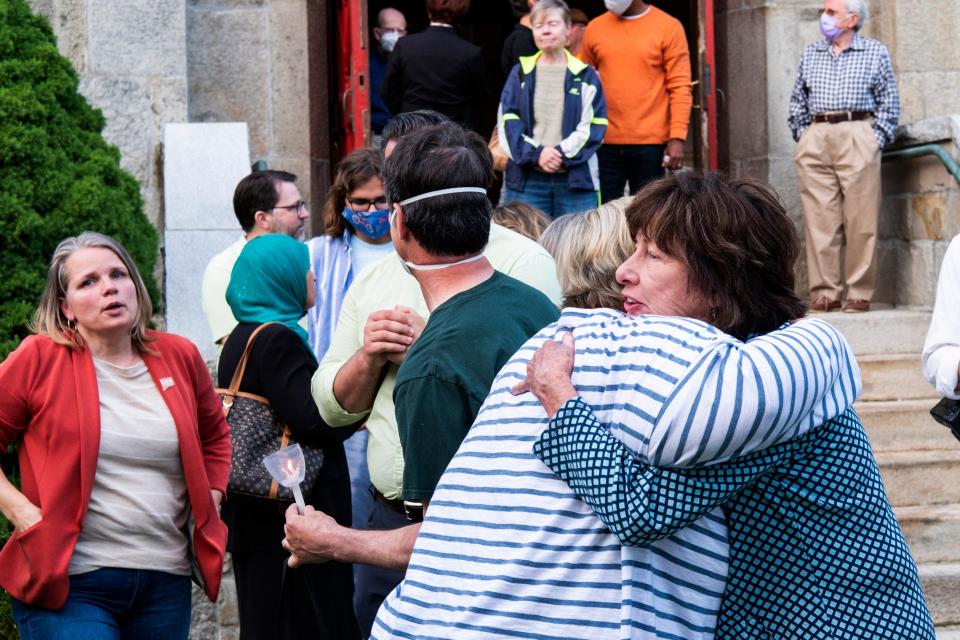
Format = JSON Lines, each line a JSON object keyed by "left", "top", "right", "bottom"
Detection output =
{"left": 186, "top": 0, "right": 312, "bottom": 206}
{"left": 28, "top": 0, "right": 189, "bottom": 232}
{"left": 716, "top": 0, "right": 960, "bottom": 306}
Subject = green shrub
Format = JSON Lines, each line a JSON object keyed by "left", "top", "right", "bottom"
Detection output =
{"left": 0, "top": 0, "right": 160, "bottom": 360}
{"left": 0, "top": 2, "right": 160, "bottom": 635}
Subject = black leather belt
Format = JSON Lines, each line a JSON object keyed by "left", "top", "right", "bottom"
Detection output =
{"left": 373, "top": 487, "right": 424, "bottom": 523}
{"left": 812, "top": 111, "right": 871, "bottom": 124}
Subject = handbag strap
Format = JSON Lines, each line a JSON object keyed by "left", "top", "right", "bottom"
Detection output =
{"left": 219, "top": 323, "right": 276, "bottom": 414}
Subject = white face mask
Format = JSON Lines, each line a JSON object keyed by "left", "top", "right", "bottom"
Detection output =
{"left": 400, "top": 253, "right": 485, "bottom": 274}
{"left": 391, "top": 186, "right": 490, "bottom": 273}
{"left": 380, "top": 30, "right": 401, "bottom": 52}
{"left": 604, "top": 0, "right": 633, "bottom": 16}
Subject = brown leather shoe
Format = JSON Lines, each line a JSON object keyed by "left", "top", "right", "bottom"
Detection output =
{"left": 810, "top": 296, "right": 841, "bottom": 312}
{"left": 842, "top": 299, "right": 870, "bottom": 313}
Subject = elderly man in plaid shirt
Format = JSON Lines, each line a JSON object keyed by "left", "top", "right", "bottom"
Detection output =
{"left": 789, "top": 0, "right": 899, "bottom": 314}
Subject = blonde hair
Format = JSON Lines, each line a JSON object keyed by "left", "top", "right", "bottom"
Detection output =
{"left": 530, "top": 0, "right": 571, "bottom": 26}
{"left": 492, "top": 201, "right": 550, "bottom": 241}
{"left": 539, "top": 199, "right": 633, "bottom": 309}
{"left": 30, "top": 232, "right": 155, "bottom": 351}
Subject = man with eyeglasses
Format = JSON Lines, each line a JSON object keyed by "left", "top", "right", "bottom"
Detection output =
{"left": 201, "top": 169, "right": 311, "bottom": 347}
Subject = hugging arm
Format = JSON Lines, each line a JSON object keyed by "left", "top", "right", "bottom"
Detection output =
{"left": 532, "top": 318, "right": 859, "bottom": 544}
{"left": 533, "top": 397, "right": 803, "bottom": 544}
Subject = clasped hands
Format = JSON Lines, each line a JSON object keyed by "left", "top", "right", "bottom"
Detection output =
{"left": 538, "top": 147, "right": 564, "bottom": 173}
{"left": 362, "top": 305, "right": 426, "bottom": 367}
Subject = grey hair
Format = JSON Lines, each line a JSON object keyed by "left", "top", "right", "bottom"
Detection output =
{"left": 845, "top": 0, "right": 868, "bottom": 30}
{"left": 30, "top": 231, "right": 154, "bottom": 351}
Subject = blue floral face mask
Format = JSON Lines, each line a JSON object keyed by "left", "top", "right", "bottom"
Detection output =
{"left": 341, "top": 207, "right": 391, "bottom": 239}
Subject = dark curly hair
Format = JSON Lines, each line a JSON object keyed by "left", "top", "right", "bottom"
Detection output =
{"left": 323, "top": 147, "right": 384, "bottom": 237}
{"left": 624, "top": 172, "right": 807, "bottom": 340}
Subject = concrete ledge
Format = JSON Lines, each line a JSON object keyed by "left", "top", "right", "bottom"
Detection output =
{"left": 858, "top": 354, "right": 938, "bottom": 402}
{"left": 896, "top": 504, "right": 960, "bottom": 564}
{"left": 819, "top": 309, "right": 932, "bottom": 356}
{"left": 920, "top": 562, "right": 960, "bottom": 627}
{"left": 890, "top": 115, "right": 960, "bottom": 152}
{"left": 858, "top": 399, "right": 958, "bottom": 452}
{"left": 875, "top": 450, "right": 960, "bottom": 506}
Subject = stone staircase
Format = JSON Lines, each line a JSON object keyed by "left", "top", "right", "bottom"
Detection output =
{"left": 822, "top": 310, "right": 960, "bottom": 638}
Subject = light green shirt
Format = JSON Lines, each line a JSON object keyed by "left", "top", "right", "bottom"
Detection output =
{"left": 201, "top": 235, "right": 308, "bottom": 349}
{"left": 312, "top": 223, "right": 562, "bottom": 499}
{"left": 201, "top": 236, "right": 246, "bottom": 345}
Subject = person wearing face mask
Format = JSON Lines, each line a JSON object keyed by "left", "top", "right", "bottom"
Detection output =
{"left": 370, "top": 8, "right": 407, "bottom": 146}
{"left": 283, "top": 123, "right": 559, "bottom": 638}
{"left": 789, "top": 0, "right": 899, "bottom": 314}
{"left": 580, "top": 0, "right": 692, "bottom": 201}
{"left": 304, "top": 116, "right": 560, "bottom": 638}
{"left": 306, "top": 148, "right": 392, "bottom": 542}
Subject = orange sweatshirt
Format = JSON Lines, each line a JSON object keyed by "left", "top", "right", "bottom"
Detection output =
{"left": 580, "top": 7, "right": 692, "bottom": 145}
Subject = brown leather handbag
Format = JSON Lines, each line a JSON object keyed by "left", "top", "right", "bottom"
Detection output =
{"left": 216, "top": 323, "right": 324, "bottom": 502}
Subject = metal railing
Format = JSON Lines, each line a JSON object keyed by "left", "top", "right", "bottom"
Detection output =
{"left": 883, "top": 143, "right": 960, "bottom": 186}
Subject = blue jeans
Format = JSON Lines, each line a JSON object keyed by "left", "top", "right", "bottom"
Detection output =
{"left": 505, "top": 171, "right": 598, "bottom": 219}
{"left": 353, "top": 499, "right": 408, "bottom": 638}
{"left": 12, "top": 568, "right": 192, "bottom": 640}
{"left": 344, "top": 428, "right": 373, "bottom": 529}
{"left": 597, "top": 143, "right": 666, "bottom": 202}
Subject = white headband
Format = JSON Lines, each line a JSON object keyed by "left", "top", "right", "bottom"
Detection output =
{"left": 398, "top": 187, "right": 488, "bottom": 206}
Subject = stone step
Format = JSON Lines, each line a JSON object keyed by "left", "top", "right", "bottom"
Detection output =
{"left": 921, "top": 562, "right": 960, "bottom": 627}
{"left": 858, "top": 354, "right": 938, "bottom": 402}
{"left": 858, "top": 399, "right": 958, "bottom": 452}
{"left": 876, "top": 450, "right": 960, "bottom": 506}
{"left": 896, "top": 504, "right": 960, "bottom": 564}
{"left": 937, "top": 626, "right": 960, "bottom": 639}
{"left": 820, "top": 309, "right": 931, "bottom": 356}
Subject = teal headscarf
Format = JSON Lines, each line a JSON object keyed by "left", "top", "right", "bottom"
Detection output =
{"left": 226, "top": 234, "right": 311, "bottom": 350}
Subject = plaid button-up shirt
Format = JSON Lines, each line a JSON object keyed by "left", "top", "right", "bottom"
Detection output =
{"left": 788, "top": 33, "right": 900, "bottom": 147}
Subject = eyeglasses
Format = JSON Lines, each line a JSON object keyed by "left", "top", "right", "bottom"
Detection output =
{"left": 272, "top": 200, "right": 307, "bottom": 214}
{"left": 346, "top": 196, "right": 388, "bottom": 210}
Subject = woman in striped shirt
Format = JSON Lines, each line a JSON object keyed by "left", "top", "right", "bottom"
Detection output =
{"left": 523, "top": 172, "right": 932, "bottom": 638}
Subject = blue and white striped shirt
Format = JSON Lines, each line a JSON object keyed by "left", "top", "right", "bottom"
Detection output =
{"left": 372, "top": 309, "right": 860, "bottom": 639}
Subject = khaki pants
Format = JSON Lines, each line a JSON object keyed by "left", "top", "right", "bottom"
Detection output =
{"left": 794, "top": 119, "right": 882, "bottom": 301}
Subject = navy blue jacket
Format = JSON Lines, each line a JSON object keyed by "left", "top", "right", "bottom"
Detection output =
{"left": 498, "top": 50, "right": 607, "bottom": 193}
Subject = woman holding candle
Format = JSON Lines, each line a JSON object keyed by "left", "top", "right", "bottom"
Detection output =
{"left": 0, "top": 232, "right": 230, "bottom": 639}
{"left": 218, "top": 233, "right": 359, "bottom": 640}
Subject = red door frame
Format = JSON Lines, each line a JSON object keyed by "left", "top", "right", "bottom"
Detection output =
{"left": 704, "top": 0, "right": 718, "bottom": 170}
{"left": 337, "top": 0, "right": 369, "bottom": 154}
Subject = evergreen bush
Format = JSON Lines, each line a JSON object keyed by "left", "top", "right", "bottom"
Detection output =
{"left": 0, "top": 0, "right": 160, "bottom": 360}
{"left": 0, "top": 2, "right": 160, "bottom": 635}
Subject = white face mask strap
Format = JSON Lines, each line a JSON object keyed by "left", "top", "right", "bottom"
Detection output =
{"left": 397, "top": 187, "right": 488, "bottom": 206}
{"left": 402, "top": 253, "right": 485, "bottom": 271}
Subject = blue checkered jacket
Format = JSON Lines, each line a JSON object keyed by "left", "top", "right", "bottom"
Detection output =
{"left": 535, "top": 401, "right": 934, "bottom": 639}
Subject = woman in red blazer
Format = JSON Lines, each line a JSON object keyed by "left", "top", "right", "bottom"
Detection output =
{"left": 0, "top": 232, "right": 231, "bottom": 639}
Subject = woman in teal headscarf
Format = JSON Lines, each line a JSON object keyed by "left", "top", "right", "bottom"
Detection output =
{"left": 218, "top": 234, "right": 360, "bottom": 640}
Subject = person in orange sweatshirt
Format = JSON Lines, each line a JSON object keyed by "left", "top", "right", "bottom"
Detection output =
{"left": 581, "top": 0, "right": 692, "bottom": 202}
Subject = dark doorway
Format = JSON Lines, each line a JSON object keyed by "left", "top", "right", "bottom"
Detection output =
{"left": 354, "top": 1, "right": 713, "bottom": 169}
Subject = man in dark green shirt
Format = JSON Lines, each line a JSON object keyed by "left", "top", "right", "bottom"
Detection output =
{"left": 395, "top": 271, "right": 558, "bottom": 503}
{"left": 283, "top": 122, "right": 558, "bottom": 576}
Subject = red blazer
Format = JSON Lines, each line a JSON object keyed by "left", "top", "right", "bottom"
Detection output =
{"left": 0, "top": 331, "right": 231, "bottom": 608}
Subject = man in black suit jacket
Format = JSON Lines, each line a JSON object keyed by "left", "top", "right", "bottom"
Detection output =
{"left": 381, "top": 0, "right": 486, "bottom": 133}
